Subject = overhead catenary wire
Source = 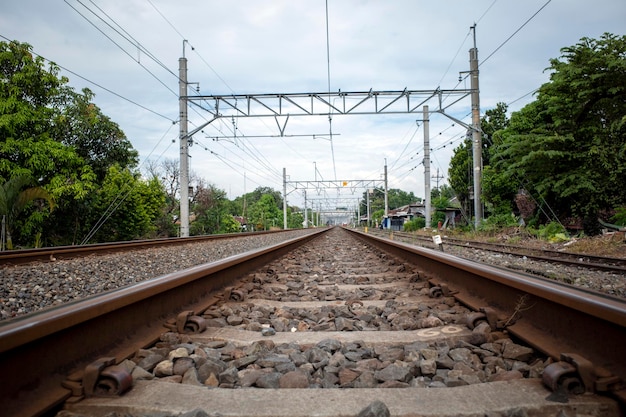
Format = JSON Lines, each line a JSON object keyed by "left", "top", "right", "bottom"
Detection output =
{"left": 64, "top": 0, "right": 178, "bottom": 96}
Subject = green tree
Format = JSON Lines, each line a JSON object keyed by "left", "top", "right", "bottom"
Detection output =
{"left": 82, "top": 166, "right": 165, "bottom": 243}
{"left": 1, "top": 41, "right": 97, "bottom": 246}
{"left": 52, "top": 88, "right": 138, "bottom": 181}
{"left": 248, "top": 194, "right": 282, "bottom": 230}
{"left": 287, "top": 208, "right": 304, "bottom": 229}
{"left": 190, "top": 182, "right": 231, "bottom": 235}
{"left": 448, "top": 102, "right": 510, "bottom": 219}
{"left": 0, "top": 175, "right": 54, "bottom": 249}
{"left": 490, "top": 34, "right": 626, "bottom": 234}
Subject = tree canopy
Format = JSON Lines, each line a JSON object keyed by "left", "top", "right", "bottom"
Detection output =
{"left": 489, "top": 33, "right": 626, "bottom": 233}
{"left": 1, "top": 41, "right": 165, "bottom": 246}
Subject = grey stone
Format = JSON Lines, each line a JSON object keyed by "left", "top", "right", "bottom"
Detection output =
{"left": 357, "top": 400, "right": 391, "bottom": 417}
{"left": 238, "top": 369, "right": 263, "bottom": 387}
{"left": 316, "top": 338, "right": 342, "bottom": 352}
{"left": 218, "top": 367, "right": 238, "bottom": 385}
{"left": 289, "top": 351, "right": 309, "bottom": 366}
{"left": 275, "top": 361, "right": 296, "bottom": 373}
{"left": 136, "top": 353, "right": 164, "bottom": 372}
{"left": 279, "top": 370, "right": 309, "bottom": 388}
{"left": 131, "top": 366, "right": 154, "bottom": 381}
{"left": 173, "top": 357, "right": 195, "bottom": 376}
{"left": 335, "top": 316, "right": 354, "bottom": 331}
{"left": 502, "top": 342, "right": 534, "bottom": 361}
{"left": 197, "top": 358, "right": 227, "bottom": 382}
{"left": 377, "top": 347, "right": 405, "bottom": 362}
{"left": 261, "top": 327, "right": 276, "bottom": 336}
{"left": 306, "top": 347, "right": 330, "bottom": 364}
{"left": 419, "top": 359, "right": 437, "bottom": 377}
{"left": 226, "top": 314, "right": 243, "bottom": 325}
{"left": 353, "top": 370, "right": 377, "bottom": 388}
{"left": 255, "top": 372, "right": 282, "bottom": 388}
{"left": 230, "top": 355, "right": 257, "bottom": 369}
{"left": 182, "top": 368, "right": 204, "bottom": 386}
{"left": 448, "top": 347, "right": 472, "bottom": 362}
{"left": 375, "top": 363, "right": 411, "bottom": 382}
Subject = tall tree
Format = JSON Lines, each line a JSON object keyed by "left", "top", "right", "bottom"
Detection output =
{"left": 248, "top": 194, "right": 282, "bottom": 230}
{"left": 0, "top": 41, "right": 96, "bottom": 246}
{"left": 52, "top": 88, "right": 138, "bottom": 181}
{"left": 81, "top": 166, "right": 165, "bottom": 243}
{"left": 489, "top": 33, "right": 626, "bottom": 233}
{"left": 448, "top": 102, "right": 510, "bottom": 218}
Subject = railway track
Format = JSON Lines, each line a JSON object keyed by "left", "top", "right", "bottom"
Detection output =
{"left": 1, "top": 227, "right": 624, "bottom": 416}
{"left": 368, "top": 229, "right": 626, "bottom": 273}
{"left": 0, "top": 229, "right": 288, "bottom": 266}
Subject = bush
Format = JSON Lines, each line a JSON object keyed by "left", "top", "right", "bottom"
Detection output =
{"left": 477, "top": 213, "right": 519, "bottom": 234}
{"left": 404, "top": 217, "right": 425, "bottom": 231}
{"left": 611, "top": 207, "right": 626, "bottom": 226}
{"left": 531, "top": 221, "right": 569, "bottom": 242}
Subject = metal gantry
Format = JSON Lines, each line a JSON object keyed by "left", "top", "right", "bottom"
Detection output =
{"left": 178, "top": 29, "right": 483, "bottom": 236}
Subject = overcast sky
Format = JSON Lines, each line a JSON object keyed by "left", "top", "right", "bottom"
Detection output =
{"left": 2, "top": 1, "right": 625, "bottom": 209}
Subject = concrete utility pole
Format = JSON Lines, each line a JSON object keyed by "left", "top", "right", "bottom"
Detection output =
{"left": 283, "top": 168, "right": 288, "bottom": 229}
{"left": 384, "top": 160, "right": 388, "bottom": 224}
{"left": 432, "top": 168, "right": 444, "bottom": 190}
{"left": 423, "top": 105, "right": 431, "bottom": 228}
{"left": 470, "top": 25, "right": 483, "bottom": 228}
{"left": 303, "top": 190, "right": 308, "bottom": 228}
{"left": 179, "top": 46, "right": 189, "bottom": 237}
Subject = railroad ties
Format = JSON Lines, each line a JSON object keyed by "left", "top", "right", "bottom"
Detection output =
{"left": 62, "top": 228, "right": 620, "bottom": 417}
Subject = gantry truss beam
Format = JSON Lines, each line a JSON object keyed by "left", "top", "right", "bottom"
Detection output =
{"left": 187, "top": 88, "right": 471, "bottom": 120}
{"left": 288, "top": 179, "right": 385, "bottom": 196}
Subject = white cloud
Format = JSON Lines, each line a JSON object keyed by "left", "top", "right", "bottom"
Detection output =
{"left": 2, "top": 0, "right": 625, "bottom": 208}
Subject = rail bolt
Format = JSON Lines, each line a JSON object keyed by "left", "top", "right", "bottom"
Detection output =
{"left": 83, "top": 357, "right": 132, "bottom": 397}
{"left": 543, "top": 361, "right": 584, "bottom": 395}
{"left": 464, "top": 311, "right": 487, "bottom": 330}
{"left": 429, "top": 287, "right": 443, "bottom": 298}
{"left": 175, "top": 310, "right": 207, "bottom": 334}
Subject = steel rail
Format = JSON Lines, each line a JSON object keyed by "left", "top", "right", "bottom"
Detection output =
{"left": 0, "top": 228, "right": 329, "bottom": 417}
{"left": 0, "top": 229, "right": 289, "bottom": 266}
{"left": 345, "top": 229, "right": 626, "bottom": 392}
{"left": 373, "top": 230, "right": 626, "bottom": 273}
{"left": 2, "top": 226, "right": 625, "bottom": 415}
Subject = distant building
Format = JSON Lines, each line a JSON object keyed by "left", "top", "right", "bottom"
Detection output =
{"left": 381, "top": 202, "right": 461, "bottom": 231}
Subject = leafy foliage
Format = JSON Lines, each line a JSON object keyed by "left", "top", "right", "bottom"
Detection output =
{"left": 248, "top": 193, "right": 282, "bottom": 230}
{"left": 0, "top": 174, "right": 54, "bottom": 248}
{"left": 403, "top": 217, "right": 425, "bottom": 231}
{"left": 485, "top": 34, "right": 626, "bottom": 234}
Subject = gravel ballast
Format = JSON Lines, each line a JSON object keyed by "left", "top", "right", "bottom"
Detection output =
{"left": 0, "top": 230, "right": 316, "bottom": 321}
{"left": 1, "top": 227, "right": 624, "bottom": 321}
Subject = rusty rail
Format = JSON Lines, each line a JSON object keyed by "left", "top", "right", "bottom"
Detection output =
{"left": 0, "top": 228, "right": 329, "bottom": 417}
{"left": 346, "top": 228, "right": 626, "bottom": 402}
{"left": 2, "top": 226, "right": 625, "bottom": 416}
{"left": 370, "top": 229, "right": 626, "bottom": 272}
{"left": 0, "top": 229, "right": 290, "bottom": 265}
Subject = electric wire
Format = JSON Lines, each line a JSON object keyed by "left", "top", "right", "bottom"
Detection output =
{"left": 481, "top": 0, "right": 553, "bottom": 67}
{"left": 80, "top": 123, "right": 177, "bottom": 244}
{"left": 0, "top": 33, "right": 176, "bottom": 123}
{"left": 325, "top": 0, "right": 337, "bottom": 180}
{"left": 64, "top": 0, "right": 178, "bottom": 96}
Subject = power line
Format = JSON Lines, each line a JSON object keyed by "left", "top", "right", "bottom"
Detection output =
{"left": 481, "top": 0, "right": 553, "bottom": 66}
{"left": 0, "top": 34, "right": 176, "bottom": 123}
{"left": 64, "top": 0, "right": 178, "bottom": 96}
